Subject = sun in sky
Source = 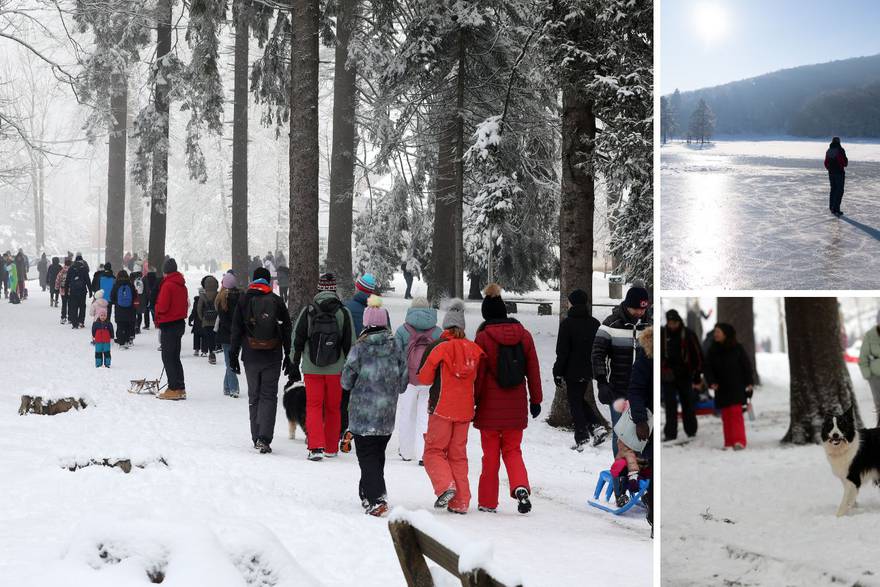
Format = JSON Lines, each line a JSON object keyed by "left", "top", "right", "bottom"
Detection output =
{"left": 693, "top": 1, "right": 730, "bottom": 44}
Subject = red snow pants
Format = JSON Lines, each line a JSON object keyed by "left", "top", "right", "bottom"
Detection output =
{"left": 424, "top": 415, "right": 471, "bottom": 512}
{"left": 720, "top": 404, "right": 747, "bottom": 448}
{"left": 478, "top": 429, "right": 530, "bottom": 510}
{"left": 304, "top": 374, "right": 342, "bottom": 454}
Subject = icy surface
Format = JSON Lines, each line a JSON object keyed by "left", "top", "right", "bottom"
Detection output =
{"left": 662, "top": 353, "right": 880, "bottom": 586}
{"left": 661, "top": 140, "right": 880, "bottom": 290}
{"left": 0, "top": 273, "right": 650, "bottom": 586}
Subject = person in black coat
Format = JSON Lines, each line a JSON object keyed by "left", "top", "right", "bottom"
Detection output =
{"left": 704, "top": 323, "right": 754, "bottom": 450}
{"left": 824, "top": 136, "right": 848, "bottom": 216}
{"left": 661, "top": 309, "right": 703, "bottom": 441}
{"left": 65, "top": 255, "right": 92, "bottom": 328}
{"left": 553, "top": 289, "right": 608, "bottom": 450}
{"left": 144, "top": 266, "right": 159, "bottom": 330}
{"left": 109, "top": 270, "right": 139, "bottom": 347}
{"left": 46, "top": 257, "right": 62, "bottom": 307}
{"left": 216, "top": 271, "right": 242, "bottom": 397}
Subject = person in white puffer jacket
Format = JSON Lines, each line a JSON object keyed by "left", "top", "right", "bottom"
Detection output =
{"left": 858, "top": 310, "right": 880, "bottom": 426}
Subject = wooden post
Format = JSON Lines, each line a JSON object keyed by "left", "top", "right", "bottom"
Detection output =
{"left": 388, "top": 521, "right": 434, "bottom": 587}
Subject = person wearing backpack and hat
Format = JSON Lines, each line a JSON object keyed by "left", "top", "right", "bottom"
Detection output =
{"left": 340, "top": 295, "right": 409, "bottom": 516}
{"left": 592, "top": 286, "right": 652, "bottom": 457}
{"left": 110, "top": 270, "right": 138, "bottom": 348}
{"left": 417, "top": 299, "right": 485, "bottom": 514}
{"left": 130, "top": 268, "right": 145, "bottom": 334}
{"left": 228, "top": 267, "right": 293, "bottom": 454}
{"left": 65, "top": 254, "right": 92, "bottom": 328}
{"left": 473, "top": 284, "right": 542, "bottom": 515}
{"left": 197, "top": 274, "right": 220, "bottom": 365}
{"left": 394, "top": 297, "right": 443, "bottom": 463}
{"left": 290, "top": 272, "right": 356, "bottom": 461}
{"left": 345, "top": 273, "right": 378, "bottom": 335}
{"left": 155, "top": 258, "right": 189, "bottom": 400}
{"left": 56, "top": 258, "right": 71, "bottom": 323}
{"left": 92, "top": 263, "right": 116, "bottom": 321}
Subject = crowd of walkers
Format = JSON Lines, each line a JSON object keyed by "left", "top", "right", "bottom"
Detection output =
{"left": 19, "top": 248, "right": 653, "bottom": 529}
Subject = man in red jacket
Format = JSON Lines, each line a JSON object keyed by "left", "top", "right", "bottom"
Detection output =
{"left": 155, "top": 258, "right": 189, "bottom": 400}
{"left": 473, "top": 284, "right": 542, "bottom": 515}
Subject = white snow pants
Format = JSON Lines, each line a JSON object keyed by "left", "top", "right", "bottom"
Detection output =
{"left": 398, "top": 383, "right": 430, "bottom": 461}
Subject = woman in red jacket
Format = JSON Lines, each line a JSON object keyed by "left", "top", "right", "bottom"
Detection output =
{"left": 473, "top": 284, "right": 542, "bottom": 514}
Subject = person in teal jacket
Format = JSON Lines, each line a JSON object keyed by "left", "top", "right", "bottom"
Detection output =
{"left": 290, "top": 273, "right": 356, "bottom": 461}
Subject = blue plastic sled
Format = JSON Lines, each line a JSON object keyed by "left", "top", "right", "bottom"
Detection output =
{"left": 588, "top": 470, "right": 650, "bottom": 515}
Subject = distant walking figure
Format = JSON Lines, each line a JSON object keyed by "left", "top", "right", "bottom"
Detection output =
{"left": 824, "top": 136, "right": 848, "bottom": 217}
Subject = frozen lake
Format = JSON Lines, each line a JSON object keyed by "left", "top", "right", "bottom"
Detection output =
{"left": 661, "top": 140, "right": 880, "bottom": 290}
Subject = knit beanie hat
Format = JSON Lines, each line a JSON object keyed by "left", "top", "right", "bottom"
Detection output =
{"left": 355, "top": 273, "right": 377, "bottom": 294}
{"left": 411, "top": 296, "right": 430, "bottom": 309}
{"left": 96, "top": 307, "right": 107, "bottom": 320}
{"left": 163, "top": 257, "right": 177, "bottom": 274}
{"left": 568, "top": 289, "right": 588, "bottom": 306}
{"left": 221, "top": 271, "right": 237, "bottom": 289}
{"left": 623, "top": 287, "right": 650, "bottom": 310}
{"left": 362, "top": 295, "right": 389, "bottom": 329}
{"left": 318, "top": 272, "right": 337, "bottom": 292}
{"left": 442, "top": 298, "right": 466, "bottom": 330}
{"left": 481, "top": 283, "right": 507, "bottom": 321}
{"left": 253, "top": 267, "right": 271, "bottom": 283}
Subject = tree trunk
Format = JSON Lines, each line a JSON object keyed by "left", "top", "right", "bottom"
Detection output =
{"left": 288, "top": 0, "right": 320, "bottom": 317}
{"left": 453, "top": 30, "right": 465, "bottom": 300}
{"left": 549, "top": 86, "right": 595, "bottom": 428}
{"left": 325, "top": 0, "right": 358, "bottom": 298}
{"left": 231, "top": 0, "right": 250, "bottom": 280}
{"left": 717, "top": 297, "right": 760, "bottom": 385}
{"left": 467, "top": 272, "right": 482, "bottom": 300}
{"left": 783, "top": 298, "right": 862, "bottom": 444}
{"left": 428, "top": 117, "right": 457, "bottom": 303}
{"left": 105, "top": 77, "right": 127, "bottom": 269}
{"left": 148, "top": 0, "right": 172, "bottom": 276}
{"left": 127, "top": 87, "right": 145, "bottom": 254}
{"left": 37, "top": 154, "right": 45, "bottom": 251}
{"left": 30, "top": 156, "right": 40, "bottom": 251}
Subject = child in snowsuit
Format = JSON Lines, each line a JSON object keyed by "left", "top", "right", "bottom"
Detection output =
{"left": 417, "top": 299, "right": 485, "bottom": 514}
{"left": 90, "top": 289, "right": 109, "bottom": 320}
{"left": 473, "top": 284, "right": 542, "bottom": 514}
{"left": 609, "top": 397, "right": 644, "bottom": 507}
{"left": 92, "top": 309, "right": 114, "bottom": 368}
{"left": 340, "top": 296, "right": 409, "bottom": 516}
{"left": 188, "top": 293, "right": 202, "bottom": 356}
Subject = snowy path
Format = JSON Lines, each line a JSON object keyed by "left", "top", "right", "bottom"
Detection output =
{"left": 661, "top": 141, "right": 880, "bottom": 290}
{"left": 662, "top": 354, "right": 880, "bottom": 587}
{"left": 0, "top": 277, "right": 651, "bottom": 586}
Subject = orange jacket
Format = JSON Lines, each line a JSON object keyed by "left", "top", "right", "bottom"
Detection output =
{"left": 417, "top": 331, "right": 485, "bottom": 422}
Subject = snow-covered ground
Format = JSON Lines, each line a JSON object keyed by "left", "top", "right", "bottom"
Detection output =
{"left": 661, "top": 352, "right": 880, "bottom": 587}
{"left": 0, "top": 273, "right": 651, "bottom": 586}
{"left": 661, "top": 139, "right": 880, "bottom": 290}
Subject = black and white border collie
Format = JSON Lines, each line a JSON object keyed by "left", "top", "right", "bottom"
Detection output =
{"left": 821, "top": 408, "right": 880, "bottom": 517}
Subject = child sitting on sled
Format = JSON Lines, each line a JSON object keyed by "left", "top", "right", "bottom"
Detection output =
{"left": 610, "top": 397, "right": 651, "bottom": 507}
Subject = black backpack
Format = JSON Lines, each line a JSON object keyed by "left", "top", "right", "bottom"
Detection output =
{"left": 202, "top": 298, "right": 218, "bottom": 323}
{"left": 245, "top": 294, "right": 281, "bottom": 350}
{"left": 308, "top": 303, "right": 346, "bottom": 367}
{"left": 497, "top": 342, "right": 526, "bottom": 388}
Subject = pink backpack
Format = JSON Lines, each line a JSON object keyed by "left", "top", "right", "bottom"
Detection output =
{"left": 404, "top": 324, "right": 436, "bottom": 385}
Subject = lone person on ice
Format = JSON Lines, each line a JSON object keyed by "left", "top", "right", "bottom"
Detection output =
{"left": 824, "top": 136, "right": 848, "bottom": 217}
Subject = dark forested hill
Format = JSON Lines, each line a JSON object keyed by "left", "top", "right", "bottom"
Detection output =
{"left": 667, "top": 54, "right": 880, "bottom": 137}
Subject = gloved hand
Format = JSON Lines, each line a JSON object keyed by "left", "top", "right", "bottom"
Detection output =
{"left": 636, "top": 421, "right": 650, "bottom": 441}
{"left": 529, "top": 403, "right": 541, "bottom": 419}
{"left": 228, "top": 353, "right": 241, "bottom": 375}
{"left": 553, "top": 376, "right": 564, "bottom": 387}
{"left": 597, "top": 382, "right": 615, "bottom": 405}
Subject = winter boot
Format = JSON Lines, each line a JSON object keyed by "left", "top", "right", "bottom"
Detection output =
{"left": 591, "top": 426, "right": 609, "bottom": 447}
{"left": 255, "top": 439, "right": 272, "bottom": 454}
{"left": 434, "top": 487, "right": 456, "bottom": 509}
{"left": 208, "top": 351, "right": 216, "bottom": 365}
{"left": 614, "top": 476, "right": 630, "bottom": 508}
{"left": 307, "top": 449, "right": 324, "bottom": 461}
{"left": 157, "top": 388, "right": 186, "bottom": 401}
{"left": 514, "top": 487, "right": 532, "bottom": 514}
{"left": 446, "top": 506, "right": 467, "bottom": 515}
{"left": 571, "top": 439, "right": 589, "bottom": 452}
{"left": 193, "top": 350, "right": 200, "bottom": 357}
{"left": 366, "top": 502, "right": 389, "bottom": 517}
{"left": 478, "top": 506, "right": 497, "bottom": 513}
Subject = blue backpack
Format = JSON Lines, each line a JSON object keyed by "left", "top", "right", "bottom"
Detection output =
{"left": 100, "top": 275, "right": 115, "bottom": 295}
{"left": 117, "top": 284, "right": 133, "bottom": 308}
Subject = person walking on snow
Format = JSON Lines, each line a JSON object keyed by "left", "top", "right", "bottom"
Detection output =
{"left": 47, "top": 256, "right": 61, "bottom": 307}
{"left": 417, "top": 299, "right": 485, "bottom": 514}
{"left": 704, "top": 323, "right": 754, "bottom": 450}
{"left": 858, "top": 311, "right": 880, "bottom": 427}
{"left": 340, "top": 295, "right": 409, "bottom": 517}
{"left": 109, "top": 270, "right": 138, "bottom": 348}
{"left": 394, "top": 297, "right": 443, "bottom": 463}
{"left": 37, "top": 253, "right": 48, "bottom": 291}
{"left": 228, "top": 267, "right": 293, "bottom": 454}
{"left": 91, "top": 309, "right": 114, "bottom": 368}
{"left": 473, "top": 284, "right": 541, "bottom": 515}
{"left": 825, "top": 136, "right": 849, "bottom": 216}
{"left": 592, "top": 286, "right": 652, "bottom": 457}
{"left": 661, "top": 309, "right": 703, "bottom": 441}
{"left": 216, "top": 271, "right": 242, "bottom": 397}
{"left": 155, "top": 258, "right": 189, "bottom": 400}
{"left": 290, "top": 273, "right": 356, "bottom": 461}
{"left": 14, "top": 249, "right": 27, "bottom": 299}
{"left": 56, "top": 258, "right": 71, "bottom": 323}
{"left": 92, "top": 263, "right": 116, "bottom": 322}
{"left": 197, "top": 274, "right": 220, "bottom": 364}
{"left": 553, "top": 288, "right": 608, "bottom": 451}
{"left": 65, "top": 255, "right": 92, "bottom": 328}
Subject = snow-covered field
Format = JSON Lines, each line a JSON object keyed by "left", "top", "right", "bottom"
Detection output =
{"left": 661, "top": 353, "right": 880, "bottom": 587}
{"left": 661, "top": 140, "right": 880, "bottom": 290}
{"left": 0, "top": 273, "right": 651, "bottom": 586}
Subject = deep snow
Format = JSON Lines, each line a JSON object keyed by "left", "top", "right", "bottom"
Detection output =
{"left": 661, "top": 140, "right": 880, "bottom": 290}
{"left": 0, "top": 273, "right": 651, "bottom": 586}
{"left": 661, "top": 352, "right": 880, "bottom": 587}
